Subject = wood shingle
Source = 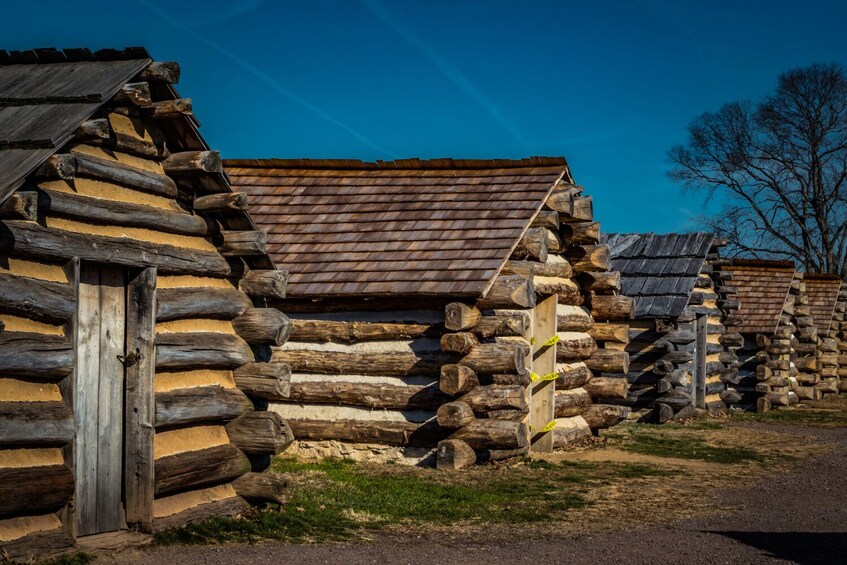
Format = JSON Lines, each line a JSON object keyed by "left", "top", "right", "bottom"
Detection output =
{"left": 804, "top": 273, "right": 842, "bottom": 337}
{"left": 722, "top": 260, "right": 796, "bottom": 335}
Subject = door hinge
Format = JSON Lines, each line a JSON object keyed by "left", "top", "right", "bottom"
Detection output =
{"left": 118, "top": 348, "right": 142, "bottom": 367}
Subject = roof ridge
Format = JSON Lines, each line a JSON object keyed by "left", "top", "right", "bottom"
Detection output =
{"left": 224, "top": 156, "right": 569, "bottom": 171}
{"left": 726, "top": 258, "right": 796, "bottom": 270}
{"left": 0, "top": 47, "right": 150, "bottom": 65}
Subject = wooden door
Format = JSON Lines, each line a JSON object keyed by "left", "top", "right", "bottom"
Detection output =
{"left": 694, "top": 314, "right": 707, "bottom": 410}
{"left": 530, "top": 295, "right": 557, "bottom": 453}
{"left": 75, "top": 263, "right": 126, "bottom": 536}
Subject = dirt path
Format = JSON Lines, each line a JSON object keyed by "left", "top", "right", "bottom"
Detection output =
{"left": 104, "top": 423, "right": 847, "bottom": 565}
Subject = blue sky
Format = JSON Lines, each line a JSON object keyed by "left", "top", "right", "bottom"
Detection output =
{"left": 5, "top": 0, "right": 847, "bottom": 233}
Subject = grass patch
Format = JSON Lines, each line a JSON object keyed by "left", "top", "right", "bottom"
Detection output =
{"left": 730, "top": 398, "right": 847, "bottom": 428}
{"left": 619, "top": 431, "right": 764, "bottom": 464}
{"left": 155, "top": 457, "right": 668, "bottom": 546}
{"left": 38, "top": 553, "right": 93, "bottom": 565}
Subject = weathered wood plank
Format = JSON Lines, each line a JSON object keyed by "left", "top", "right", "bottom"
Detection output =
{"left": 154, "top": 444, "right": 251, "bottom": 496}
{"left": 155, "top": 385, "right": 254, "bottom": 428}
{"left": 0, "top": 401, "right": 74, "bottom": 445}
{"left": 155, "top": 333, "right": 255, "bottom": 370}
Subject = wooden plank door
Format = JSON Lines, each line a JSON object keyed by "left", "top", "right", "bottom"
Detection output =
{"left": 530, "top": 295, "right": 557, "bottom": 453}
{"left": 76, "top": 263, "right": 126, "bottom": 536}
{"left": 694, "top": 314, "right": 707, "bottom": 410}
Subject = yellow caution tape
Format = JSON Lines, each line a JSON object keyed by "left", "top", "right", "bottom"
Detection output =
{"left": 530, "top": 372, "right": 559, "bottom": 382}
{"left": 542, "top": 334, "right": 561, "bottom": 347}
{"left": 532, "top": 420, "right": 557, "bottom": 433}
{"left": 530, "top": 337, "right": 537, "bottom": 345}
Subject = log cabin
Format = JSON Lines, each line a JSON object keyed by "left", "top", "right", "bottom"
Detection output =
{"left": 601, "top": 233, "right": 742, "bottom": 422}
{"left": 0, "top": 47, "right": 292, "bottom": 560}
{"left": 720, "top": 259, "right": 804, "bottom": 411}
{"left": 803, "top": 273, "right": 842, "bottom": 395}
{"left": 225, "top": 157, "right": 632, "bottom": 469}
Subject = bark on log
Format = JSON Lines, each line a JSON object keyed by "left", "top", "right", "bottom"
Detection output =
{"left": 436, "top": 439, "right": 477, "bottom": 470}
{"left": 460, "top": 385, "right": 528, "bottom": 413}
{"left": 286, "top": 418, "right": 444, "bottom": 447}
{"left": 565, "top": 245, "right": 611, "bottom": 272}
{"left": 472, "top": 312, "right": 530, "bottom": 339}
{"left": 36, "top": 187, "right": 208, "bottom": 236}
{"left": 75, "top": 118, "right": 110, "bottom": 140}
{"left": 290, "top": 319, "right": 436, "bottom": 342}
{"left": 232, "top": 308, "right": 292, "bottom": 346}
{"left": 218, "top": 230, "right": 268, "bottom": 257}
{"left": 231, "top": 472, "right": 288, "bottom": 505}
{"left": 531, "top": 209, "right": 559, "bottom": 230}
{"left": 459, "top": 342, "right": 529, "bottom": 375}
{"left": 556, "top": 332, "right": 598, "bottom": 362}
{"left": 274, "top": 347, "right": 451, "bottom": 377}
{"left": 156, "top": 333, "right": 255, "bottom": 370}
{"left": 154, "top": 444, "right": 251, "bottom": 496}
{"left": 440, "top": 332, "right": 480, "bottom": 354}
{"left": 114, "top": 82, "right": 152, "bottom": 106}
{"left": 554, "top": 387, "right": 592, "bottom": 418}
{"left": 0, "top": 271, "right": 74, "bottom": 323}
{"left": 560, "top": 222, "right": 600, "bottom": 245}
{"left": 233, "top": 362, "right": 291, "bottom": 400}
{"left": 239, "top": 270, "right": 288, "bottom": 299}
{"left": 511, "top": 227, "right": 548, "bottom": 262}
{"left": 551, "top": 416, "right": 591, "bottom": 447}
{"left": 557, "top": 305, "right": 594, "bottom": 332}
{"left": 35, "top": 154, "right": 75, "bottom": 180}
{"left": 146, "top": 98, "right": 192, "bottom": 119}
{"left": 590, "top": 294, "right": 634, "bottom": 322}
{"left": 449, "top": 419, "right": 529, "bottom": 450}
{"left": 501, "top": 257, "right": 573, "bottom": 279}
{"left": 444, "top": 302, "right": 481, "bottom": 331}
{"left": 0, "top": 219, "right": 230, "bottom": 277}
{"left": 577, "top": 271, "right": 621, "bottom": 293}
{"left": 150, "top": 496, "right": 249, "bottom": 533}
{"left": 0, "top": 401, "right": 74, "bottom": 446}
{"left": 155, "top": 385, "right": 254, "bottom": 428}
{"left": 437, "top": 401, "right": 476, "bottom": 428}
{"left": 538, "top": 276, "right": 581, "bottom": 305}
{"left": 0, "top": 464, "right": 74, "bottom": 518}
{"left": 288, "top": 380, "right": 450, "bottom": 410}
{"left": 544, "top": 184, "right": 581, "bottom": 212}
{"left": 156, "top": 286, "right": 252, "bottom": 321}
{"left": 555, "top": 362, "right": 593, "bottom": 390}
{"left": 193, "top": 192, "right": 249, "bottom": 214}
{"left": 475, "top": 275, "right": 535, "bottom": 309}
{"left": 583, "top": 376, "right": 629, "bottom": 399}
{"left": 225, "top": 411, "right": 294, "bottom": 455}
{"left": 73, "top": 152, "right": 178, "bottom": 197}
{"left": 588, "top": 323, "right": 629, "bottom": 344}
{"left": 0, "top": 332, "right": 73, "bottom": 378}
{"left": 585, "top": 349, "right": 630, "bottom": 374}
{"left": 163, "top": 151, "right": 223, "bottom": 175}
{"left": 440, "top": 364, "right": 480, "bottom": 395}
{"left": 139, "top": 61, "right": 181, "bottom": 83}
{"left": 581, "top": 404, "right": 629, "bottom": 429}
{"left": 0, "top": 191, "right": 37, "bottom": 220}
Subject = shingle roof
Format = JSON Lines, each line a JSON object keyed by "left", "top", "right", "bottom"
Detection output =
{"left": 804, "top": 273, "right": 842, "bottom": 338}
{"left": 0, "top": 47, "right": 151, "bottom": 204}
{"left": 225, "top": 158, "right": 569, "bottom": 298}
{"left": 723, "top": 260, "right": 796, "bottom": 335}
{"left": 602, "top": 232, "right": 714, "bottom": 319}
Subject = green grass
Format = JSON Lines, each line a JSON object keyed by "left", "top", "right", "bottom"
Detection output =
{"left": 730, "top": 401, "right": 847, "bottom": 428}
{"left": 154, "top": 457, "right": 668, "bottom": 546}
{"left": 619, "top": 431, "right": 764, "bottom": 464}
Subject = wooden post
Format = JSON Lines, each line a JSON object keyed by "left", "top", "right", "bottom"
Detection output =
{"left": 695, "top": 314, "right": 707, "bottom": 409}
{"left": 58, "top": 258, "right": 79, "bottom": 538}
{"left": 530, "top": 295, "right": 557, "bottom": 453}
{"left": 124, "top": 267, "right": 156, "bottom": 529}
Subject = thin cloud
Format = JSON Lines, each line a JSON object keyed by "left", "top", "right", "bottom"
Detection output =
{"left": 190, "top": 0, "right": 265, "bottom": 28}
{"left": 134, "top": 0, "right": 397, "bottom": 158}
{"left": 362, "top": 0, "right": 530, "bottom": 151}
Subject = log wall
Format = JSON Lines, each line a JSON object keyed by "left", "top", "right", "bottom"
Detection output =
{"left": 0, "top": 63, "right": 290, "bottom": 559}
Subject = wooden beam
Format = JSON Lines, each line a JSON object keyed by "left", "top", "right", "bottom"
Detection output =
{"left": 218, "top": 230, "right": 267, "bottom": 257}
{"left": 73, "top": 152, "right": 178, "bottom": 198}
{"left": 0, "top": 191, "right": 38, "bottom": 220}
{"left": 154, "top": 444, "right": 251, "bottom": 496}
{"left": 0, "top": 220, "right": 230, "bottom": 276}
{"left": 124, "top": 267, "right": 157, "bottom": 528}
{"left": 444, "top": 302, "right": 481, "bottom": 331}
{"left": 231, "top": 472, "right": 288, "bottom": 505}
{"left": 146, "top": 98, "right": 192, "bottom": 119}
{"left": 0, "top": 332, "right": 73, "bottom": 378}
{"left": 436, "top": 401, "right": 476, "bottom": 428}
{"left": 565, "top": 244, "right": 611, "bottom": 272}
{"left": 560, "top": 222, "right": 600, "bottom": 245}
{"left": 460, "top": 384, "right": 528, "bottom": 413}
{"left": 287, "top": 380, "right": 450, "bottom": 410}
{"left": 448, "top": 419, "right": 529, "bottom": 450}
{"left": 289, "top": 318, "right": 435, "bottom": 342}
{"left": 0, "top": 401, "right": 74, "bottom": 445}
{"left": 232, "top": 308, "right": 292, "bottom": 346}
{"left": 273, "top": 347, "right": 452, "bottom": 377}
{"left": 155, "top": 333, "right": 255, "bottom": 371}
{"left": 0, "top": 465, "right": 74, "bottom": 518}
{"left": 74, "top": 118, "right": 110, "bottom": 140}
{"left": 194, "top": 192, "right": 249, "bottom": 213}
{"left": 163, "top": 151, "right": 223, "bottom": 175}
{"left": 155, "top": 385, "right": 254, "bottom": 428}
{"left": 476, "top": 274, "right": 536, "bottom": 309}
{"left": 436, "top": 439, "right": 476, "bottom": 470}
{"left": 439, "top": 364, "right": 479, "bottom": 395}
{"left": 286, "top": 418, "right": 444, "bottom": 447}
{"left": 139, "top": 61, "right": 181, "bottom": 84}
{"left": 0, "top": 271, "right": 74, "bottom": 323}
{"left": 114, "top": 82, "right": 152, "bottom": 106}
{"left": 459, "top": 342, "right": 529, "bottom": 376}
{"left": 35, "top": 187, "right": 208, "bottom": 236}
{"left": 156, "top": 286, "right": 252, "bottom": 321}
{"left": 34, "top": 154, "right": 75, "bottom": 180}
{"left": 511, "top": 227, "right": 548, "bottom": 262}
{"left": 225, "top": 412, "right": 294, "bottom": 455}
{"left": 233, "top": 362, "right": 291, "bottom": 400}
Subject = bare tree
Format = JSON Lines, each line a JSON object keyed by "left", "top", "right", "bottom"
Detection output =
{"left": 668, "top": 63, "right": 847, "bottom": 276}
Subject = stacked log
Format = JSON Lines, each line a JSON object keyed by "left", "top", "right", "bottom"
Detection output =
{"left": 835, "top": 287, "right": 847, "bottom": 393}
{"left": 0, "top": 59, "right": 291, "bottom": 556}
{"left": 789, "top": 275, "right": 825, "bottom": 398}
{"left": 754, "top": 291, "right": 798, "bottom": 412}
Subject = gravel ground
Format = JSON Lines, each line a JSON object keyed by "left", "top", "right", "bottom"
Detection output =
{"left": 105, "top": 423, "right": 847, "bottom": 565}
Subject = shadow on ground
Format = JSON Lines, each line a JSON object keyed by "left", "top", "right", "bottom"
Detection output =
{"left": 710, "top": 531, "right": 847, "bottom": 564}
